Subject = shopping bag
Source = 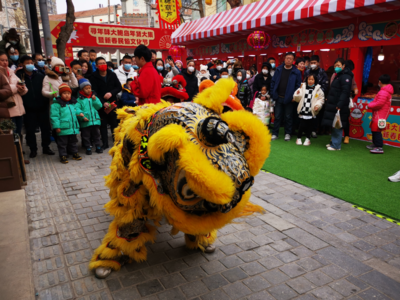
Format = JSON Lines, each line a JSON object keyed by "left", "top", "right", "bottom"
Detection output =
{"left": 333, "top": 110, "right": 342, "bottom": 129}
{"left": 104, "top": 101, "right": 117, "bottom": 114}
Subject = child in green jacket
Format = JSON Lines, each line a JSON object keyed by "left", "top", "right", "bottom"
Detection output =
{"left": 50, "top": 83, "right": 82, "bottom": 164}
{"left": 76, "top": 78, "right": 103, "bottom": 155}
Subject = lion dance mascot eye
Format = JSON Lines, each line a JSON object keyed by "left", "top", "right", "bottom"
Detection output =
{"left": 90, "top": 78, "right": 271, "bottom": 278}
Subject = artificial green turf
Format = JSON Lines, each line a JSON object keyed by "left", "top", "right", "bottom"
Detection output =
{"left": 262, "top": 128, "right": 400, "bottom": 220}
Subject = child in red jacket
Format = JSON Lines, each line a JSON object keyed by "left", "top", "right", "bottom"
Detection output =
{"left": 367, "top": 74, "right": 393, "bottom": 154}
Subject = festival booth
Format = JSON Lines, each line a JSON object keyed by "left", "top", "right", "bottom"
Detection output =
{"left": 172, "top": 0, "right": 400, "bottom": 147}
{"left": 49, "top": 21, "right": 175, "bottom": 66}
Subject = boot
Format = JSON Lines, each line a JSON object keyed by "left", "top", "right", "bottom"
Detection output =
{"left": 344, "top": 136, "right": 350, "bottom": 144}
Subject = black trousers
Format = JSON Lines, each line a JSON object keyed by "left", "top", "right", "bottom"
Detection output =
{"left": 24, "top": 109, "right": 51, "bottom": 152}
{"left": 81, "top": 125, "right": 102, "bottom": 148}
{"left": 343, "top": 122, "right": 350, "bottom": 137}
{"left": 57, "top": 135, "right": 78, "bottom": 157}
{"left": 297, "top": 118, "right": 313, "bottom": 139}
{"left": 372, "top": 131, "right": 383, "bottom": 148}
{"left": 99, "top": 110, "right": 117, "bottom": 148}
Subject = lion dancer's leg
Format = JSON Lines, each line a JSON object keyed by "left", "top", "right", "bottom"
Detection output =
{"left": 184, "top": 229, "right": 218, "bottom": 253}
{"left": 89, "top": 179, "right": 158, "bottom": 279}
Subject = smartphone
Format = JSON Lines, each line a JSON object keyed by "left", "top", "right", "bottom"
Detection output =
{"left": 167, "top": 55, "right": 172, "bottom": 61}
{"left": 77, "top": 69, "right": 82, "bottom": 75}
{"left": 64, "top": 67, "right": 70, "bottom": 74}
{"left": 231, "top": 59, "right": 236, "bottom": 63}
{"left": 59, "top": 67, "right": 65, "bottom": 73}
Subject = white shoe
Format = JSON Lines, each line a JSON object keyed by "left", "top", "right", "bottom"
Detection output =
{"left": 205, "top": 244, "right": 216, "bottom": 253}
{"left": 388, "top": 170, "right": 400, "bottom": 182}
{"left": 311, "top": 132, "right": 317, "bottom": 138}
{"left": 284, "top": 134, "right": 291, "bottom": 141}
{"left": 326, "top": 144, "right": 332, "bottom": 148}
{"left": 296, "top": 138, "right": 302, "bottom": 145}
{"left": 95, "top": 267, "right": 112, "bottom": 279}
{"left": 271, "top": 135, "right": 278, "bottom": 140}
{"left": 303, "top": 138, "right": 311, "bottom": 146}
{"left": 327, "top": 146, "right": 340, "bottom": 151}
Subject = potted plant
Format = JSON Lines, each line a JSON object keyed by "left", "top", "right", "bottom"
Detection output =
{"left": 0, "top": 119, "right": 15, "bottom": 135}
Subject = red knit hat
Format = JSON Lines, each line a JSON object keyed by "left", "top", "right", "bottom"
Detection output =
{"left": 59, "top": 83, "right": 72, "bottom": 95}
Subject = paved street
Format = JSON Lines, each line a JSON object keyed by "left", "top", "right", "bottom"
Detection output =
{"left": 24, "top": 141, "right": 400, "bottom": 300}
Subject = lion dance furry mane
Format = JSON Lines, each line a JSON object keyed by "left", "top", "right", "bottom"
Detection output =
{"left": 89, "top": 78, "right": 271, "bottom": 272}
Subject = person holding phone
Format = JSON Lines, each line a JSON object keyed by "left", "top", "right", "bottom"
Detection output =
{"left": 164, "top": 57, "right": 180, "bottom": 79}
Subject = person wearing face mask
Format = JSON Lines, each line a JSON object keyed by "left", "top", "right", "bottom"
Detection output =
{"left": 321, "top": 58, "right": 353, "bottom": 151}
{"left": 42, "top": 57, "right": 79, "bottom": 104}
{"left": 196, "top": 64, "right": 211, "bottom": 85}
{"left": 16, "top": 55, "right": 54, "bottom": 158}
{"left": 181, "top": 61, "right": 199, "bottom": 102}
{"left": 267, "top": 57, "right": 276, "bottom": 77}
{"left": 116, "top": 55, "right": 137, "bottom": 86}
{"left": 304, "top": 56, "right": 311, "bottom": 70}
{"left": 235, "top": 69, "right": 252, "bottom": 109}
{"left": 304, "top": 55, "right": 329, "bottom": 138}
{"left": 219, "top": 68, "right": 230, "bottom": 79}
{"left": 227, "top": 64, "right": 233, "bottom": 76}
{"left": 253, "top": 62, "right": 272, "bottom": 97}
{"left": 164, "top": 58, "right": 180, "bottom": 80}
{"left": 6, "top": 45, "right": 20, "bottom": 71}
{"left": 0, "top": 28, "right": 27, "bottom": 64}
{"left": 207, "top": 59, "right": 224, "bottom": 82}
{"left": 155, "top": 59, "right": 168, "bottom": 77}
{"left": 33, "top": 53, "right": 46, "bottom": 75}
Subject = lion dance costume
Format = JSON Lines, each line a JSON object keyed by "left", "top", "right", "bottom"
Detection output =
{"left": 90, "top": 78, "right": 271, "bottom": 278}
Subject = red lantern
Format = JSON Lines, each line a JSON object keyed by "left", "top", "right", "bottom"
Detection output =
{"left": 247, "top": 31, "right": 270, "bottom": 50}
{"left": 169, "top": 46, "right": 183, "bottom": 59}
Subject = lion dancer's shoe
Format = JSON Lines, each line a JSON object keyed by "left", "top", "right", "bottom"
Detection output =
{"left": 89, "top": 219, "right": 157, "bottom": 279}
{"left": 184, "top": 230, "right": 218, "bottom": 253}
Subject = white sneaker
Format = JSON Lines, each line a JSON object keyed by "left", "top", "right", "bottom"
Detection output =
{"left": 388, "top": 170, "right": 400, "bottom": 182}
{"left": 303, "top": 138, "right": 311, "bottom": 146}
{"left": 327, "top": 146, "right": 340, "bottom": 151}
{"left": 271, "top": 135, "right": 278, "bottom": 140}
{"left": 296, "top": 138, "right": 302, "bottom": 145}
{"left": 284, "top": 134, "right": 291, "bottom": 141}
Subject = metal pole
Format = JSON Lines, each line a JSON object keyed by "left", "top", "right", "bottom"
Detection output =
{"left": 3, "top": 0, "right": 10, "bottom": 29}
{"left": 0, "top": 25, "right": 3, "bottom": 37}
{"left": 108, "top": 0, "right": 111, "bottom": 24}
{"left": 23, "top": 0, "right": 35, "bottom": 53}
{"left": 116, "top": 49, "right": 120, "bottom": 66}
{"left": 28, "top": 0, "right": 42, "bottom": 54}
{"left": 39, "top": 0, "right": 53, "bottom": 57}
{"left": 114, "top": 4, "right": 117, "bottom": 25}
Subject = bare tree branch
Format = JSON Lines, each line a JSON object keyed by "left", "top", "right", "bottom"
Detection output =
{"left": 56, "top": 0, "right": 75, "bottom": 61}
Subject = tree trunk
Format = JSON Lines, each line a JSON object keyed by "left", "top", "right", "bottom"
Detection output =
{"left": 56, "top": 0, "right": 75, "bottom": 61}
{"left": 197, "top": 0, "right": 204, "bottom": 18}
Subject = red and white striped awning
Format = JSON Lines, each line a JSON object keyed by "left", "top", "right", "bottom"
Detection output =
{"left": 172, "top": 0, "right": 400, "bottom": 45}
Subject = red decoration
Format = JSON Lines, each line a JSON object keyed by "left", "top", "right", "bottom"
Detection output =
{"left": 169, "top": 45, "right": 184, "bottom": 59}
{"left": 247, "top": 31, "right": 270, "bottom": 50}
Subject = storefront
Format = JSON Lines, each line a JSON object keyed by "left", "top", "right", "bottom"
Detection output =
{"left": 172, "top": 0, "right": 400, "bottom": 147}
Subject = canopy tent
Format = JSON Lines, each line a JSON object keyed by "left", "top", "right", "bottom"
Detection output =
{"left": 172, "top": 0, "right": 400, "bottom": 45}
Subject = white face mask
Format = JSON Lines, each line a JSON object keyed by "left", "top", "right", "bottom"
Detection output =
{"left": 262, "top": 69, "right": 268, "bottom": 75}
{"left": 216, "top": 66, "right": 222, "bottom": 71}
{"left": 221, "top": 75, "right": 229, "bottom": 79}
{"left": 228, "top": 69, "right": 232, "bottom": 74}
{"left": 188, "top": 66, "right": 195, "bottom": 73}
{"left": 310, "top": 64, "right": 317, "bottom": 69}
{"left": 261, "top": 93, "right": 267, "bottom": 96}
{"left": 237, "top": 76, "right": 242, "bottom": 81}
{"left": 246, "top": 74, "right": 250, "bottom": 79}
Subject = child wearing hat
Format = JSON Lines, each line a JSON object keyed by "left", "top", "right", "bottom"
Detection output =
{"left": 50, "top": 83, "right": 82, "bottom": 163}
{"left": 76, "top": 78, "right": 103, "bottom": 155}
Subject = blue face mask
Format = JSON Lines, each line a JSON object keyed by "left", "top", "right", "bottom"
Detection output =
{"left": 308, "top": 84, "right": 315, "bottom": 87}
{"left": 37, "top": 61, "right": 45, "bottom": 68}
{"left": 132, "top": 65, "right": 139, "bottom": 70}
{"left": 271, "top": 63, "right": 276, "bottom": 69}
{"left": 109, "top": 69, "right": 114, "bottom": 72}
{"left": 124, "top": 64, "right": 132, "bottom": 70}
{"left": 165, "top": 63, "right": 171, "bottom": 69}
{"left": 25, "top": 64, "right": 35, "bottom": 72}
{"left": 334, "top": 67, "right": 342, "bottom": 73}
{"left": 10, "top": 55, "right": 19, "bottom": 61}
{"left": 157, "top": 66, "right": 164, "bottom": 71}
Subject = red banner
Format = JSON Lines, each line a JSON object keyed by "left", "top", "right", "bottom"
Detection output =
{"left": 50, "top": 21, "right": 174, "bottom": 50}
{"left": 156, "top": 0, "right": 180, "bottom": 29}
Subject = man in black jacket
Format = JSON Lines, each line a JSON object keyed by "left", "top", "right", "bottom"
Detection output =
{"left": 207, "top": 59, "right": 224, "bottom": 82}
{"left": 16, "top": 55, "right": 54, "bottom": 158}
{"left": 89, "top": 57, "right": 122, "bottom": 149}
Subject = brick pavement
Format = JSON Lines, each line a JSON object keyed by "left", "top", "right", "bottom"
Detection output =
{"left": 23, "top": 141, "right": 400, "bottom": 300}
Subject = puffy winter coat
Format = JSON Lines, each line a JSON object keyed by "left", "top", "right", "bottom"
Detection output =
{"left": 42, "top": 69, "right": 78, "bottom": 99}
{"left": 115, "top": 65, "right": 137, "bottom": 85}
{"left": 253, "top": 73, "right": 272, "bottom": 95}
{"left": 293, "top": 83, "right": 325, "bottom": 117}
{"left": 304, "top": 67, "right": 329, "bottom": 95}
{"left": 197, "top": 71, "right": 211, "bottom": 85}
{"left": 368, "top": 84, "right": 393, "bottom": 132}
{"left": 75, "top": 92, "right": 103, "bottom": 128}
{"left": 322, "top": 68, "right": 353, "bottom": 129}
{"left": 0, "top": 70, "right": 12, "bottom": 119}
{"left": 120, "top": 84, "right": 137, "bottom": 107}
{"left": 253, "top": 92, "right": 271, "bottom": 125}
{"left": 181, "top": 69, "right": 199, "bottom": 102}
{"left": 270, "top": 64, "right": 302, "bottom": 104}
{"left": 130, "top": 62, "right": 161, "bottom": 105}
{"left": 50, "top": 97, "right": 80, "bottom": 136}
{"left": 5, "top": 67, "right": 27, "bottom": 117}
{"left": 237, "top": 78, "right": 252, "bottom": 108}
